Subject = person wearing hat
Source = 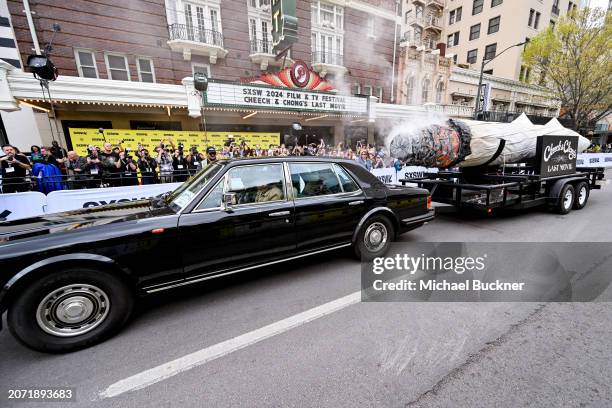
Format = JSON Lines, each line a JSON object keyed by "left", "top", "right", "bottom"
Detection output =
{"left": 206, "top": 146, "right": 218, "bottom": 165}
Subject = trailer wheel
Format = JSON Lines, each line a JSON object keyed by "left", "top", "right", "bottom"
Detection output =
{"left": 556, "top": 184, "right": 575, "bottom": 214}
{"left": 573, "top": 182, "right": 589, "bottom": 210}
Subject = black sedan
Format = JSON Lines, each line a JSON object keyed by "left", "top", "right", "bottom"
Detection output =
{"left": 0, "top": 157, "right": 433, "bottom": 352}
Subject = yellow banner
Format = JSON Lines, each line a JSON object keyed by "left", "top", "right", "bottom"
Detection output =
{"left": 68, "top": 128, "right": 281, "bottom": 157}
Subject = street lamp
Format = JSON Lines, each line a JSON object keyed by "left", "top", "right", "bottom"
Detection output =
{"left": 473, "top": 41, "right": 527, "bottom": 120}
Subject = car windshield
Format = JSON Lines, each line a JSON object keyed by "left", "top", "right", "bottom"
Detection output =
{"left": 165, "top": 162, "right": 224, "bottom": 211}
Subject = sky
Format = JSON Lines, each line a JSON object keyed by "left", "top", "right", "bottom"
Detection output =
{"left": 584, "top": 0, "right": 609, "bottom": 9}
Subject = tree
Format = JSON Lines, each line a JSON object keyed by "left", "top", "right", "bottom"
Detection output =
{"left": 523, "top": 7, "right": 612, "bottom": 132}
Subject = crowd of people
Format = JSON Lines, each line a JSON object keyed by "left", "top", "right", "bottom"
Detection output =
{"left": 0, "top": 136, "right": 401, "bottom": 194}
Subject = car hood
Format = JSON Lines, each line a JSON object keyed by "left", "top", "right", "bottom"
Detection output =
{"left": 0, "top": 199, "right": 171, "bottom": 243}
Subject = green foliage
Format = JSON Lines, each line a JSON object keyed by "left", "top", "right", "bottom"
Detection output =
{"left": 523, "top": 8, "right": 612, "bottom": 130}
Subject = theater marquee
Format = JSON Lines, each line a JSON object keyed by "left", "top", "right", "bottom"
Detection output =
{"left": 204, "top": 81, "right": 370, "bottom": 115}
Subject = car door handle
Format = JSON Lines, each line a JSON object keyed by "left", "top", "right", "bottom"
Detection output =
{"left": 268, "top": 211, "right": 290, "bottom": 217}
{"left": 348, "top": 200, "right": 364, "bottom": 206}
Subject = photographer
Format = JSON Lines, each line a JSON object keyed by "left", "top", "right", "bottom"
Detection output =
{"left": 137, "top": 149, "right": 158, "bottom": 185}
{"left": 99, "top": 141, "right": 121, "bottom": 187}
{"left": 119, "top": 149, "right": 138, "bottom": 186}
{"left": 65, "top": 150, "right": 89, "bottom": 189}
{"left": 86, "top": 146, "right": 103, "bottom": 187}
{"left": 172, "top": 143, "right": 188, "bottom": 182}
{"left": 156, "top": 142, "right": 174, "bottom": 183}
{"left": 186, "top": 146, "right": 205, "bottom": 176}
{"left": 1, "top": 144, "right": 32, "bottom": 193}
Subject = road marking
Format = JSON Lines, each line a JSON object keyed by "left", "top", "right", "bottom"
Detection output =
{"left": 99, "top": 290, "right": 361, "bottom": 399}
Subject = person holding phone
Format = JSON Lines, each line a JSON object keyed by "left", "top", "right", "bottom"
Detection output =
{"left": 1, "top": 144, "right": 32, "bottom": 193}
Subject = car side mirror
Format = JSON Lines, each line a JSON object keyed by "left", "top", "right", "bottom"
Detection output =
{"left": 222, "top": 193, "right": 237, "bottom": 212}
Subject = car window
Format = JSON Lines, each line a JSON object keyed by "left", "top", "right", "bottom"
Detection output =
{"left": 196, "top": 178, "right": 225, "bottom": 210}
{"left": 333, "top": 164, "right": 360, "bottom": 193}
{"left": 226, "top": 164, "right": 285, "bottom": 205}
{"left": 289, "top": 163, "right": 342, "bottom": 198}
{"left": 167, "top": 162, "right": 223, "bottom": 211}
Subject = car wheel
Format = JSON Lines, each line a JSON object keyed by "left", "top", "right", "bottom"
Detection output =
{"left": 354, "top": 215, "right": 395, "bottom": 261}
{"left": 7, "top": 267, "right": 134, "bottom": 353}
{"left": 572, "top": 181, "right": 589, "bottom": 210}
{"left": 556, "top": 184, "right": 575, "bottom": 215}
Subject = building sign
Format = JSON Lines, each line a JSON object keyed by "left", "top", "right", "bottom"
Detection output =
{"left": 205, "top": 80, "right": 369, "bottom": 114}
{"left": 535, "top": 135, "right": 578, "bottom": 177}
{"left": 68, "top": 128, "right": 280, "bottom": 156}
{"left": 242, "top": 62, "right": 335, "bottom": 91}
{"left": 271, "top": 0, "right": 298, "bottom": 54}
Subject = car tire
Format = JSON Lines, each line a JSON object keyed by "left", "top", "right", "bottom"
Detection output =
{"left": 556, "top": 184, "right": 575, "bottom": 215}
{"left": 572, "top": 181, "right": 589, "bottom": 210}
{"left": 354, "top": 215, "right": 395, "bottom": 261}
{"left": 7, "top": 267, "right": 134, "bottom": 353}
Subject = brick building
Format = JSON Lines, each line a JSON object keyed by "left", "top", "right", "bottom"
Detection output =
{"left": 0, "top": 0, "right": 402, "bottom": 151}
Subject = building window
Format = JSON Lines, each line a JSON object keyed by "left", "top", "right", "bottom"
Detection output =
{"left": 483, "top": 69, "right": 493, "bottom": 75}
{"left": 491, "top": 0, "right": 502, "bottom": 7}
{"left": 488, "top": 16, "right": 500, "bottom": 34}
{"left": 183, "top": 2, "right": 223, "bottom": 46}
{"left": 453, "top": 54, "right": 458, "bottom": 64}
{"left": 192, "top": 63, "right": 211, "bottom": 77}
{"left": 367, "top": 15, "right": 375, "bottom": 38}
{"left": 472, "top": 0, "right": 484, "bottom": 15}
{"left": 467, "top": 49, "right": 478, "bottom": 64}
{"left": 528, "top": 9, "right": 535, "bottom": 27}
{"left": 352, "top": 83, "right": 361, "bottom": 95}
{"left": 406, "top": 76, "right": 414, "bottom": 104}
{"left": 363, "top": 85, "right": 373, "bottom": 96}
{"left": 422, "top": 78, "right": 431, "bottom": 103}
{"left": 74, "top": 49, "right": 98, "bottom": 78}
{"left": 104, "top": 53, "right": 130, "bottom": 81}
{"left": 405, "top": 10, "right": 411, "bottom": 24}
{"left": 249, "top": 0, "right": 270, "bottom": 10}
{"left": 484, "top": 43, "right": 497, "bottom": 60}
{"left": 311, "top": 1, "right": 344, "bottom": 65}
{"left": 469, "top": 23, "right": 481, "bottom": 40}
{"left": 435, "top": 80, "right": 444, "bottom": 104}
{"left": 248, "top": 9, "right": 272, "bottom": 54}
{"left": 447, "top": 31, "right": 459, "bottom": 47}
{"left": 449, "top": 7, "right": 462, "bottom": 24}
{"left": 534, "top": 12, "right": 541, "bottom": 29}
{"left": 377, "top": 87, "right": 383, "bottom": 101}
{"left": 136, "top": 58, "right": 155, "bottom": 83}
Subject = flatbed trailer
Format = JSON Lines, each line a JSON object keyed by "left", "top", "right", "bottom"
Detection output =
{"left": 400, "top": 165, "right": 605, "bottom": 214}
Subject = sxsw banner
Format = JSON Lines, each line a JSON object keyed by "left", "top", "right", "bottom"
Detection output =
{"left": 0, "top": 192, "right": 47, "bottom": 221}
{"left": 371, "top": 167, "right": 438, "bottom": 186}
{"left": 0, "top": 183, "right": 180, "bottom": 222}
{"left": 46, "top": 183, "right": 182, "bottom": 213}
{"left": 577, "top": 153, "right": 612, "bottom": 168}
{"left": 68, "top": 129, "right": 281, "bottom": 158}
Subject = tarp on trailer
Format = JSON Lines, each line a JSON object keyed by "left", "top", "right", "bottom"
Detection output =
{"left": 388, "top": 114, "right": 590, "bottom": 168}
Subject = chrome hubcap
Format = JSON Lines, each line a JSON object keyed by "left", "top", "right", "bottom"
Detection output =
{"left": 563, "top": 190, "right": 573, "bottom": 210}
{"left": 36, "top": 284, "right": 110, "bottom": 337}
{"left": 578, "top": 187, "right": 587, "bottom": 205}
{"left": 364, "top": 222, "right": 388, "bottom": 252}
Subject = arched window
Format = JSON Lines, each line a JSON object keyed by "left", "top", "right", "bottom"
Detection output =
{"left": 406, "top": 76, "right": 415, "bottom": 104}
{"left": 435, "top": 80, "right": 445, "bottom": 104}
{"left": 422, "top": 77, "right": 431, "bottom": 103}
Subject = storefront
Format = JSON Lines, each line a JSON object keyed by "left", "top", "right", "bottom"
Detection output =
{"left": 0, "top": 60, "right": 382, "bottom": 154}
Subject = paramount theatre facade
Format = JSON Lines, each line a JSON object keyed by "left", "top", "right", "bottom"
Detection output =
{"left": 0, "top": 0, "right": 413, "bottom": 155}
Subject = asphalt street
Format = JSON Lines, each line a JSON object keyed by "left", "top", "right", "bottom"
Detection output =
{"left": 1, "top": 173, "right": 610, "bottom": 408}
